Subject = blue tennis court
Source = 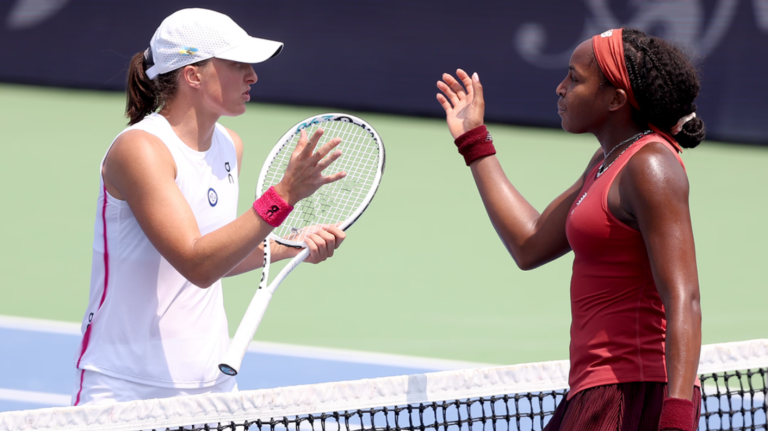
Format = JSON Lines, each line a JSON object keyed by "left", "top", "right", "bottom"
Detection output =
{"left": 0, "top": 316, "right": 493, "bottom": 413}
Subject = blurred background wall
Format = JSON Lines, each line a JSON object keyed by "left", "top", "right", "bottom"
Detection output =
{"left": 1, "top": 0, "right": 766, "bottom": 144}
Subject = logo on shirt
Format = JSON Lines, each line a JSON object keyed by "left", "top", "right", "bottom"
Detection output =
{"left": 225, "top": 162, "right": 234, "bottom": 184}
{"left": 571, "top": 192, "right": 588, "bottom": 215}
{"left": 208, "top": 188, "right": 218, "bottom": 207}
{"left": 576, "top": 192, "right": 587, "bottom": 206}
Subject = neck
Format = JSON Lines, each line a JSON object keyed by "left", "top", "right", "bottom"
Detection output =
{"left": 590, "top": 106, "right": 645, "bottom": 156}
{"left": 159, "top": 95, "right": 219, "bottom": 152}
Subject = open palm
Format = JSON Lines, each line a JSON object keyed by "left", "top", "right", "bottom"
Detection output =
{"left": 436, "top": 69, "right": 486, "bottom": 139}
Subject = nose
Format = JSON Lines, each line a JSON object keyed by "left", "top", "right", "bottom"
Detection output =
{"left": 246, "top": 65, "right": 257, "bottom": 85}
{"left": 555, "top": 77, "right": 566, "bottom": 98}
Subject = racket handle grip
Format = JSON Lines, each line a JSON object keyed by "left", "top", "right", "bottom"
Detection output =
{"left": 219, "top": 289, "right": 274, "bottom": 376}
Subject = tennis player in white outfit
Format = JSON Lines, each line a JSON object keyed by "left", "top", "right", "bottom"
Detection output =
{"left": 72, "top": 8, "right": 347, "bottom": 405}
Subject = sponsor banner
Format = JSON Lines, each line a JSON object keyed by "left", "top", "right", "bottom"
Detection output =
{"left": 1, "top": 0, "right": 766, "bottom": 143}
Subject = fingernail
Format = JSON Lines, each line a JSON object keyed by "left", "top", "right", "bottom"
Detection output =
{"left": 473, "top": 72, "right": 479, "bottom": 81}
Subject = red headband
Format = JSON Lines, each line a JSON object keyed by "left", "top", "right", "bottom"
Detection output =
{"left": 592, "top": 29, "right": 682, "bottom": 151}
{"left": 592, "top": 29, "right": 639, "bottom": 110}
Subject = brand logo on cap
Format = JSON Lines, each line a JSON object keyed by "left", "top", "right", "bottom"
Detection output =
{"left": 179, "top": 47, "right": 198, "bottom": 55}
{"left": 600, "top": 30, "right": 614, "bottom": 38}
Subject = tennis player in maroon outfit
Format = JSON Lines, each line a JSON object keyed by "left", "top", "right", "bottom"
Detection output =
{"left": 436, "top": 28, "right": 704, "bottom": 431}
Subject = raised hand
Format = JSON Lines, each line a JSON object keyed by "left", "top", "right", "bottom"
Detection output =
{"left": 274, "top": 129, "right": 346, "bottom": 206}
{"left": 436, "top": 69, "right": 486, "bottom": 139}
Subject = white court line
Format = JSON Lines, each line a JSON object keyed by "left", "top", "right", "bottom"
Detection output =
{"left": 0, "top": 315, "right": 498, "bottom": 370}
{"left": 0, "top": 315, "right": 80, "bottom": 335}
{"left": 0, "top": 389, "right": 69, "bottom": 406}
{"left": 246, "top": 341, "right": 498, "bottom": 370}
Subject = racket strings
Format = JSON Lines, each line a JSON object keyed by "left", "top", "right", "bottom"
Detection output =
{"left": 298, "top": 122, "right": 377, "bottom": 225}
{"left": 263, "top": 120, "right": 380, "bottom": 243}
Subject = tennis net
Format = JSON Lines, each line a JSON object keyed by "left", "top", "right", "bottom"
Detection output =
{"left": 2, "top": 339, "right": 766, "bottom": 431}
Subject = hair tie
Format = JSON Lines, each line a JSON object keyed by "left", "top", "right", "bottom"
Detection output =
{"left": 671, "top": 112, "right": 696, "bottom": 135}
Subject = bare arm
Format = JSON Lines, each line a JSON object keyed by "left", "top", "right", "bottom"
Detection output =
{"left": 470, "top": 152, "right": 604, "bottom": 269}
{"left": 620, "top": 142, "right": 701, "bottom": 401}
{"left": 437, "top": 69, "right": 602, "bottom": 269}
{"left": 225, "top": 224, "right": 347, "bottom": 277}
{"left": 103, "top": 128, "right": 344, "bottom": 288}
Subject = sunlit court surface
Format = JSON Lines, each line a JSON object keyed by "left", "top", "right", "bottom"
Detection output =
{"left": 1, "top": 2, "right": 768, "bottom": 429}
{"left": 0, "top": 83, "right": 766, "bottom": 429}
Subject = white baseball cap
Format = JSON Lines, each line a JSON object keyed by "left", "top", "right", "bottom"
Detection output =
{"left": 144, "top": 8, "right": 283, "bottom": 80}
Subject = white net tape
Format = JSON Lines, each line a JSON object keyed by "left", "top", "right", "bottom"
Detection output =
{"left": 1, "top": 339, "right": 766, "bottom": 431}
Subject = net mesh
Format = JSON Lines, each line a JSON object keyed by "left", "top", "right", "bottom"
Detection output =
{"left": 260, "top": 117, "right": 382, "bottom": 245}
{"left": 2, "top": 339, "right": 765, "bottom": 431}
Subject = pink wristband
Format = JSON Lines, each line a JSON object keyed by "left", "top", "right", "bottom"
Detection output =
{"left": 454, "top": 125, "right": 496, "bottom": 166}
{"left": 658, "top": 397, "right": 695, "bottom": 431}
{"left": 253, "top": 186, "right": 294, "bottom": 227}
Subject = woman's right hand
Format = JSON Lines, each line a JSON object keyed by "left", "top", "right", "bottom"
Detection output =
{"left": 436, "top": 69, "right": 486, "bottom": 139}
{"left": 273, "top": 129, "right": 346, "bottom": 206}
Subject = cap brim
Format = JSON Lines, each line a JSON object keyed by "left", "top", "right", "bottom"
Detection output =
{"left": 215, "top": 36, "right": 283, "bottom": 64}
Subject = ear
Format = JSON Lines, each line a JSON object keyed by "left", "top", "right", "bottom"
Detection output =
{"left": 181, "top": 65, "right": 203, "bottom": 89}
{"left": 608, "top": 88, "right": 629, "bottom": 112}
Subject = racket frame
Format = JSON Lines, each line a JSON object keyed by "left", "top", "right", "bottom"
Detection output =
{"left": 218, "top": 113, "right": 384, "bottom": 376}
{"left": 256, "top": 113, "right": 385, "bottom": 248}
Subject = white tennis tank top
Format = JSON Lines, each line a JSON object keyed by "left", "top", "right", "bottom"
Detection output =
{"left": 75, "top": 113, "right": 239, "bottom": 388}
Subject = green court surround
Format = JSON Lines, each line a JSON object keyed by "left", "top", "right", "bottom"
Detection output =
{"left": 0, "top": 84, "right": 765, "bottom": 365}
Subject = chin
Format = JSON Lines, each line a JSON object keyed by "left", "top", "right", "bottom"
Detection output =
{"left": 226, "top": 105, "right": 247, "bottom": 117}
{"left": 560, "top": 119, "right": 584, "bottom": 135}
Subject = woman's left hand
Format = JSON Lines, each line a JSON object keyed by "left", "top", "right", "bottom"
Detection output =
{"left": 275, "top": 225, "right": 346, "bottom": 264}
{"left": 304, "top": 224, "right": 346, "bottom": 263}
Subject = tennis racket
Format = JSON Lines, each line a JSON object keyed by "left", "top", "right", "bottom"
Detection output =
{"left": 219, "top": 113, "right": 385, "bottom": 376}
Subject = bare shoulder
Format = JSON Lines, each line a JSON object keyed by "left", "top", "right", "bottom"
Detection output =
{"left": 108, "top": 129, "right": 174, "bottom": 170}
{"left": 623, "top": 141, "right": 689, "bottom": 201}
{"left": 104, "top": 129, "right": 176, "bottom": 194}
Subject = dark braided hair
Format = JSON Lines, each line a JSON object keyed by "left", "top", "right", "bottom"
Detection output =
{"left": 622, "top": 28, "right": 705, "bottom": 148}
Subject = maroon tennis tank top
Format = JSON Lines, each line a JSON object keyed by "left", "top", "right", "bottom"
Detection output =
{"left": 564, "top": 133, "right": 684, "bottom": 399}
